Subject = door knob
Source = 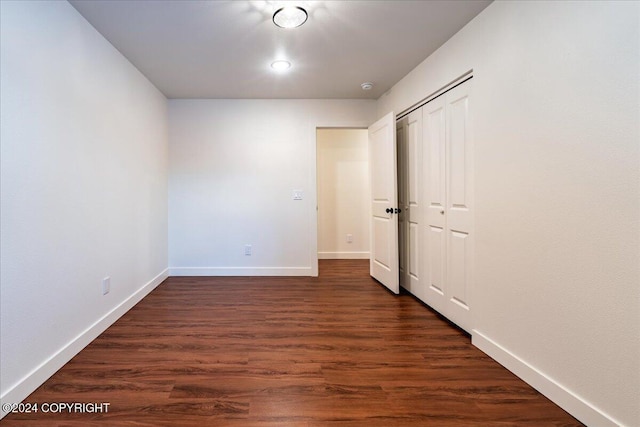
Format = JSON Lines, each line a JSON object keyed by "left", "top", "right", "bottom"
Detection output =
{"left": 386, "top": 208, "right": 393, "bottom": 214}
{"left": 395, "top": 208, "right": 402, "bottom": 214}
{"left": 440, "top": 210, "right": 445, "bottom": 215}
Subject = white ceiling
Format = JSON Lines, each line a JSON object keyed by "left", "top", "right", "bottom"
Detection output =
{"left": 69, "top": 0, "right": 492, "bottom": 99}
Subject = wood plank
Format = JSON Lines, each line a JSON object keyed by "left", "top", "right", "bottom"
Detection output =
{"left": 1, "top": 260, "right": 583, "bottom": 426}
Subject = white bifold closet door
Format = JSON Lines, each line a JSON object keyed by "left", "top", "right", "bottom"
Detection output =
{"left": 398, "top": 110, "right": 423, "bottom": 299}
{"left": 423, "top": 79, "right": 474, "bottom": 333}
{"left": 397, "top": 118, "right": 407, "bottom": 289}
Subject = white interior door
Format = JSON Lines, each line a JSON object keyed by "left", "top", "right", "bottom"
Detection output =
{"left": 397, "top": 110, "right": 423, "bottom": 298}
{"left": 405, "top": 110, "right": 422, "bottom": 299}
{"left": 423, "top": 95, "right": 448, "bottom": 315}
{"left": 369, "top": 111, "right": 399, "bottom": 294}
{"left": 444, "top": 81, "right": 473, "bottom": 331}
{"left": 422, "top": 79, "right": 473, "bottom": 333}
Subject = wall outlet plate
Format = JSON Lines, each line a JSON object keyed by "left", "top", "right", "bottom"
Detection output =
{"left": 102, "top": 277, "right": 110, "bottom": 295}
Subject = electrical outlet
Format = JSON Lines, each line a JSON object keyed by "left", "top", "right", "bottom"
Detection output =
{"left": 102, "top": 277, "right": 110, "bottom": 295}
{"left": 245, "top": 244, "right": 252, "bottom": 256}
{"left": 347, "top": 234, "right": 353, "bottom": 243}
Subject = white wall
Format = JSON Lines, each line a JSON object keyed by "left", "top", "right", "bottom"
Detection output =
{"left": 378, "top": 1, "right": 639, "bottom": 426}
{"left": 168, "top": 99, "right": 376, "bottom": 275}
{"left": 0, "top": 0, "right": 169, "bottom": 416}
{"left": 317, "top": 129, "right": 369, "bottom": 259}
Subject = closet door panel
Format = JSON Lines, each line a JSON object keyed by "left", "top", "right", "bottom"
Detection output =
{"left": 406, "top": 111, "right": 422, "bottom": 293}
{"left": 447, "top": 88, "right": 472, "bottom": 230}
{"left": 422, "top": 96, "right": 447, "bottom": 312}
{"left": 444, "top": 80, "right": 473, "bottom": 332}
{"left": 448, "top": 97, "right": 469, "bottom": 209}
{"left": 409, "top": 222, "right": 420, "bottom": 281}
{"left": 448, "top": 230, "right": 470, "bottom": 309}
{"left": 407, "top": 112, "right": 420, "bottom": 217}
{"left": 397, "top": 119, "right": 407, "bottom": 289}
{"left": 427, "top": 225, "right": 445, "bottom": 296}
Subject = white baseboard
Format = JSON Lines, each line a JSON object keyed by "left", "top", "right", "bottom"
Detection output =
{"left": 169, "top": 266, "right": 313, "bottom": 276}
{"left": 472, "top": 330, "right": 622, "bottom": 427}
{"left": 318, "top": 251, "right": 370, "bottom": 259}
{"left": 0, "top": 269, "right": 169, "bottom": 420}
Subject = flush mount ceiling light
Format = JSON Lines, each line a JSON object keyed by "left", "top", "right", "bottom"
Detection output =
{"left": 273, "top": 6, "right": 308, "bottom": 28}
{"left": 361, "top": 82, "right": 374, "bottom": 91}
{"left": 271, "top": 60, "right": 291, "bottom": 71}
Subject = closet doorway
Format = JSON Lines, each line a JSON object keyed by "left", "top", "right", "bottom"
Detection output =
{"left": 395, "top": 77, "right": 474, "bottom": 333}
{"left": 316, "top": 128, "right": 370, "bottom": 261}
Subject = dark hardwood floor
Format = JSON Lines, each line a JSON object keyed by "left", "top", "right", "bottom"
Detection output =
{"left": 1, "top": 260, "right": 583, "bottom": 426}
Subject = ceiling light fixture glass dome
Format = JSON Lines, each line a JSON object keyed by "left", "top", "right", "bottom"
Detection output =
{"left": 273, "top": 6, "right": 308, "bottom": 28}
{"left": 271, "top": 60, "right": 291, "bottom": 71}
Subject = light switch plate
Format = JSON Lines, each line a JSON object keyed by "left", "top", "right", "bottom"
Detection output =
{"left": 293, "top": 190, "right": 303, "bottom": 200}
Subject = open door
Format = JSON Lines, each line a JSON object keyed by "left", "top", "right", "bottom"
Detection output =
{"left": 368, "top": 112, "right": 399, "bottom": 294}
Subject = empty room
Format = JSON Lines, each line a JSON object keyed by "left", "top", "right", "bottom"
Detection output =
{"left": 1, "top": 1, "right": 638, "bottom": 426}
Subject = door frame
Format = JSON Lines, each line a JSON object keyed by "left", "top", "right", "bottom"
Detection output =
{"left": 311, "top": 121, "right": 371, "bottom": 277}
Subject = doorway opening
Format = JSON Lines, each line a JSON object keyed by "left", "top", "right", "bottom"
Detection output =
{"left": 316, "top": 128, "right": 369, "bottom": 273}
